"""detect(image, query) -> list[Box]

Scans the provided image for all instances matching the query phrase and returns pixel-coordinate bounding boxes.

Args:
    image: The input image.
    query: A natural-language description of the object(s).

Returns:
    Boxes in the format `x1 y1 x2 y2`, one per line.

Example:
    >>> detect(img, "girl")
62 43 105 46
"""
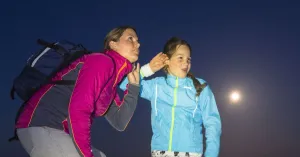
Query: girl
121 37 222 157
14 26 141 157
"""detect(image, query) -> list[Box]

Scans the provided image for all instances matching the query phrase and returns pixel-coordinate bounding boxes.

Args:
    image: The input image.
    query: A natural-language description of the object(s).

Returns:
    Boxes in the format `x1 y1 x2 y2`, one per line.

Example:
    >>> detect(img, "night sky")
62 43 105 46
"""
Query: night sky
1 0 299 157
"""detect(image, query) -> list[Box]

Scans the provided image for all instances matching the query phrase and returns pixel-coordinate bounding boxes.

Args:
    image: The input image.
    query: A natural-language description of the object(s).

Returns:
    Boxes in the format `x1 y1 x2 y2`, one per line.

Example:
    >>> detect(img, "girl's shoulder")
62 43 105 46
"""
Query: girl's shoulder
195 77 207 84
186 76 208 87
146 76 166 83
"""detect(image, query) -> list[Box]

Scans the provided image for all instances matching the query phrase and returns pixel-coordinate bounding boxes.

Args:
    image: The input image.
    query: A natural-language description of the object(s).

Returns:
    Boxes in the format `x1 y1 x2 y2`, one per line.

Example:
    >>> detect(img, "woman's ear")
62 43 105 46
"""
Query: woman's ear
109 41 117 50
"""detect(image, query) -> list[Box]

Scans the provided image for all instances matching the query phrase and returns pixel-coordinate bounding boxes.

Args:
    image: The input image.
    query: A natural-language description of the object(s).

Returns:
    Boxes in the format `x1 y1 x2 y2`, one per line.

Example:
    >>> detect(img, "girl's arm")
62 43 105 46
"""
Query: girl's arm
119 63 156 101
200 85 222 157
119 52 168 101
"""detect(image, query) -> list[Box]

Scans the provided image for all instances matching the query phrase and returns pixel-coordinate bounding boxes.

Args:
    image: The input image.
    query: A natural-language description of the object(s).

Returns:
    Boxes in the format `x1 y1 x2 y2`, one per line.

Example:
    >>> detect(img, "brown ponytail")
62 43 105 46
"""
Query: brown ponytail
187 72 207 97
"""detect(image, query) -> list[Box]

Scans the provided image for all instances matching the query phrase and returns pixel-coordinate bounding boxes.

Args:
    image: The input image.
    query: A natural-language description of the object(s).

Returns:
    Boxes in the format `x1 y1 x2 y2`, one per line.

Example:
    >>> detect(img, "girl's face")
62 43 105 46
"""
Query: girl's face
166 45 191 78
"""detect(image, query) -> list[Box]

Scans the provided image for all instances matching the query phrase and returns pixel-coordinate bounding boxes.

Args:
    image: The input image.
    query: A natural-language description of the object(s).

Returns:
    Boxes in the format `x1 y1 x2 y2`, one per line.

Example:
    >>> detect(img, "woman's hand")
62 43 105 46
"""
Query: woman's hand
128 63 140 85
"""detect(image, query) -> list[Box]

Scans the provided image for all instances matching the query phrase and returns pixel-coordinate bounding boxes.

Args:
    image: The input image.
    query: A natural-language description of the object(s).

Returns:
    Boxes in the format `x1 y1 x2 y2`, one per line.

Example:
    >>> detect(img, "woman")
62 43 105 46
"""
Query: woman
121 37 222 157
15 26 141 157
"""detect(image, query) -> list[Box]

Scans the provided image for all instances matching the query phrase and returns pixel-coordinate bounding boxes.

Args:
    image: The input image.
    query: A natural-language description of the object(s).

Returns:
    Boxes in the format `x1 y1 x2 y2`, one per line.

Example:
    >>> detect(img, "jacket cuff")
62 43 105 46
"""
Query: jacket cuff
140 63 154 77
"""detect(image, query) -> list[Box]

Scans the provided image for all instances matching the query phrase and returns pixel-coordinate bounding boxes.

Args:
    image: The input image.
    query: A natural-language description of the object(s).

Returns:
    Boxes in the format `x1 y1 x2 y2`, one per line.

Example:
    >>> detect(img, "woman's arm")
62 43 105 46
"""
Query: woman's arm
104 64 140 131
104 83 140 131
119 52 168 100
68 54 115 157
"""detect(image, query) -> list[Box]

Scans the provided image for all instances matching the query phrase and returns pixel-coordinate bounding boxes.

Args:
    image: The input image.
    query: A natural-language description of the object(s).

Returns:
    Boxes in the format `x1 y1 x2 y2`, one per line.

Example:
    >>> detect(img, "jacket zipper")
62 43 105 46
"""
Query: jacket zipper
168 77 179 151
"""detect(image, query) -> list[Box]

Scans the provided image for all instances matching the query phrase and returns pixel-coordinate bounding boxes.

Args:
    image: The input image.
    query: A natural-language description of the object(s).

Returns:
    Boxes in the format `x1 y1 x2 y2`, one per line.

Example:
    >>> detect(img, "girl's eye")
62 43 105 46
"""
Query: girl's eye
128 37 133 41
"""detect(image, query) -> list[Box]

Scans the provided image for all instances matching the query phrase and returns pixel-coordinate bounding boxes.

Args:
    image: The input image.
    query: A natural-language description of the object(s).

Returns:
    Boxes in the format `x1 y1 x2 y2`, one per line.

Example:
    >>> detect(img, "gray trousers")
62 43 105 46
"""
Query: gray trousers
17 127 106 157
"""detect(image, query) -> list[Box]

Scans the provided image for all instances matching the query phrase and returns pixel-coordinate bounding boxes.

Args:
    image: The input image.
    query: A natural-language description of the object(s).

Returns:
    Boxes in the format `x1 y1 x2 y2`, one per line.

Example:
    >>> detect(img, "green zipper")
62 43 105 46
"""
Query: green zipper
168 77 179 151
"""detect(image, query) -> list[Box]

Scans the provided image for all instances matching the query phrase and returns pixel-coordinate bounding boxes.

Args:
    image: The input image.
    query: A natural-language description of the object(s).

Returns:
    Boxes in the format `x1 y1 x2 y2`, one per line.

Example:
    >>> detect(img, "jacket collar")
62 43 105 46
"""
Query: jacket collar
166 74 188 88
104 50 133 86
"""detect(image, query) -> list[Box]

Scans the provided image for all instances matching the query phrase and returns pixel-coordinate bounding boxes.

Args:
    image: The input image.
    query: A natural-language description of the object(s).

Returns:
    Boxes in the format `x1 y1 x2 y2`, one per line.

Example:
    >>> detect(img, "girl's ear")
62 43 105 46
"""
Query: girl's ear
165 60 170 65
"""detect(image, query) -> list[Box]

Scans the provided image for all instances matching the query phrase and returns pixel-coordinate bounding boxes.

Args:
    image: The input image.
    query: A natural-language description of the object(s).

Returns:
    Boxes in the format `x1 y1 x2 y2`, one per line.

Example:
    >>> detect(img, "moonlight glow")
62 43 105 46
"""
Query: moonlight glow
230 91 241 103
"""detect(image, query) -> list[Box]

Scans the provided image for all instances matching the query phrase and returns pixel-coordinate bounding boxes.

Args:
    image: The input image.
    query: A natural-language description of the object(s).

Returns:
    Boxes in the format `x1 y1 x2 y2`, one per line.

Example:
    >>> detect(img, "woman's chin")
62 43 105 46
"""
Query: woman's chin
130 55 139 63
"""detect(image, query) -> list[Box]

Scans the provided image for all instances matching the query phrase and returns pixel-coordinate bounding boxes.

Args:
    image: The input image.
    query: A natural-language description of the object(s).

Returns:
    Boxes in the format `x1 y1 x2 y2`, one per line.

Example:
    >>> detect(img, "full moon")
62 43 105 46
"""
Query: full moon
230 91 241 103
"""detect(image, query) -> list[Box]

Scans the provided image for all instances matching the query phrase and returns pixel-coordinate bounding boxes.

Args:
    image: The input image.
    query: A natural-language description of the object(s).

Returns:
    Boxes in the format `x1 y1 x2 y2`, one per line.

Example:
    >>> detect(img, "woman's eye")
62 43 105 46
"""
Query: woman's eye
128 37 133 41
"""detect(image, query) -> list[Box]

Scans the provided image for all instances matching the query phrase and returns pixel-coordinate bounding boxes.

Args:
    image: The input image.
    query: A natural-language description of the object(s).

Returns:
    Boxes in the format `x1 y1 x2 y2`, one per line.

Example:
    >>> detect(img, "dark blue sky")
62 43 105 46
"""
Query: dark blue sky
1 0 299 157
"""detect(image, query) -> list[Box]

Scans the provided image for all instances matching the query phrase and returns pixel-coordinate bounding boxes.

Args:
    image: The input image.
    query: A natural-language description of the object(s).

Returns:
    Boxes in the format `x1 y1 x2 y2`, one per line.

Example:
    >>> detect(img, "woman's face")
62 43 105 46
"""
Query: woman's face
110 28 140 63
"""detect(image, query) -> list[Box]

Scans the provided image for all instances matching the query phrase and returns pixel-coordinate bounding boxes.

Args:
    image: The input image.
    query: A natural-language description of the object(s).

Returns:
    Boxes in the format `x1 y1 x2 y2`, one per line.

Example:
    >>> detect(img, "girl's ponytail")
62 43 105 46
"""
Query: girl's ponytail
187 72 207 97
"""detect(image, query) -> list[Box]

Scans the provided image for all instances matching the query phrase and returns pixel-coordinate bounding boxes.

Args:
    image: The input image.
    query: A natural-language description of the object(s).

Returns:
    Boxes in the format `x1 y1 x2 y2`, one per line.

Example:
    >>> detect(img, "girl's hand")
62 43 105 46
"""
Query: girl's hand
149 52 169 73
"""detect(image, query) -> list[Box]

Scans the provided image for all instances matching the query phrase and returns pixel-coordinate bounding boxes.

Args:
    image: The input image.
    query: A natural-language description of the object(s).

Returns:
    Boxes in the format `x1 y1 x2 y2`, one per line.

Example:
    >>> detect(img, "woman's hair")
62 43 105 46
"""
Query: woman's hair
163 37 206 97
104 26 137 50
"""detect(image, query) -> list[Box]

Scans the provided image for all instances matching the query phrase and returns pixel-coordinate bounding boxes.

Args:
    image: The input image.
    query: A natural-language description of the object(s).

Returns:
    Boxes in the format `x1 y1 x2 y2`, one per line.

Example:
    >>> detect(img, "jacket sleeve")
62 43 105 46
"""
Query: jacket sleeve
199 85 222 157
104 83 140 131
67 55 114 157
119 63 156 101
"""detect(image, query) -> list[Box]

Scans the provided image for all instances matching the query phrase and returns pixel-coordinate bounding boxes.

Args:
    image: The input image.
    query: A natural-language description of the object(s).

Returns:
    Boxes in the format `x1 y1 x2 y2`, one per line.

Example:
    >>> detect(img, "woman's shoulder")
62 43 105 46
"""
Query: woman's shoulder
85 53 114 66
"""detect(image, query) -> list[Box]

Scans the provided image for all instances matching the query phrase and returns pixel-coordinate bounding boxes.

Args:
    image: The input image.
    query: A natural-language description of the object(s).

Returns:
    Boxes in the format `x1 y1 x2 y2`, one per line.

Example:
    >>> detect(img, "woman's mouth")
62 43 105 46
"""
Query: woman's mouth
133 50 139 55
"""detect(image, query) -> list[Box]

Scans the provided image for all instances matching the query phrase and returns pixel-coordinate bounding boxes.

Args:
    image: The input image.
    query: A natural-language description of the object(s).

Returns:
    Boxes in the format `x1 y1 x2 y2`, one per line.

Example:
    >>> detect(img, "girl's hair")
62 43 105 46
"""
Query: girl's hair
163 37 206 97
104 26 137 50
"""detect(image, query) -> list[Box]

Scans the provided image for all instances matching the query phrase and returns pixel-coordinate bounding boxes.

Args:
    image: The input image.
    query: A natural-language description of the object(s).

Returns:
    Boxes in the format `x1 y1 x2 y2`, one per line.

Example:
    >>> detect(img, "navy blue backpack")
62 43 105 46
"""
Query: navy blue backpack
10 39 92 102
9 39 92 142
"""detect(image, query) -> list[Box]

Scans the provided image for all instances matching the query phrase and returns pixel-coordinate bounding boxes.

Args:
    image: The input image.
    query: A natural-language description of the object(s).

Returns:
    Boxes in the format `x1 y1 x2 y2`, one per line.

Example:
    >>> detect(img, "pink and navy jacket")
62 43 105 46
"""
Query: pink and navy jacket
16 50 139 157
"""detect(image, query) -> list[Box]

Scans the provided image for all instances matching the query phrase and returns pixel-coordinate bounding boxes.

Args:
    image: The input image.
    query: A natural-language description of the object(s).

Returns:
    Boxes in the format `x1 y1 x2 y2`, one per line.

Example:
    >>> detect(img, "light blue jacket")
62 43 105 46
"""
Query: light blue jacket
120 71 221 157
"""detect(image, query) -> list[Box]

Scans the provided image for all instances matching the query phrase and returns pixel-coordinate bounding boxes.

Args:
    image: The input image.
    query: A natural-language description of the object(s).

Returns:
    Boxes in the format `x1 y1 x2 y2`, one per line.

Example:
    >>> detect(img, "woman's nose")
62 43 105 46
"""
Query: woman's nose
135 41 140 48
